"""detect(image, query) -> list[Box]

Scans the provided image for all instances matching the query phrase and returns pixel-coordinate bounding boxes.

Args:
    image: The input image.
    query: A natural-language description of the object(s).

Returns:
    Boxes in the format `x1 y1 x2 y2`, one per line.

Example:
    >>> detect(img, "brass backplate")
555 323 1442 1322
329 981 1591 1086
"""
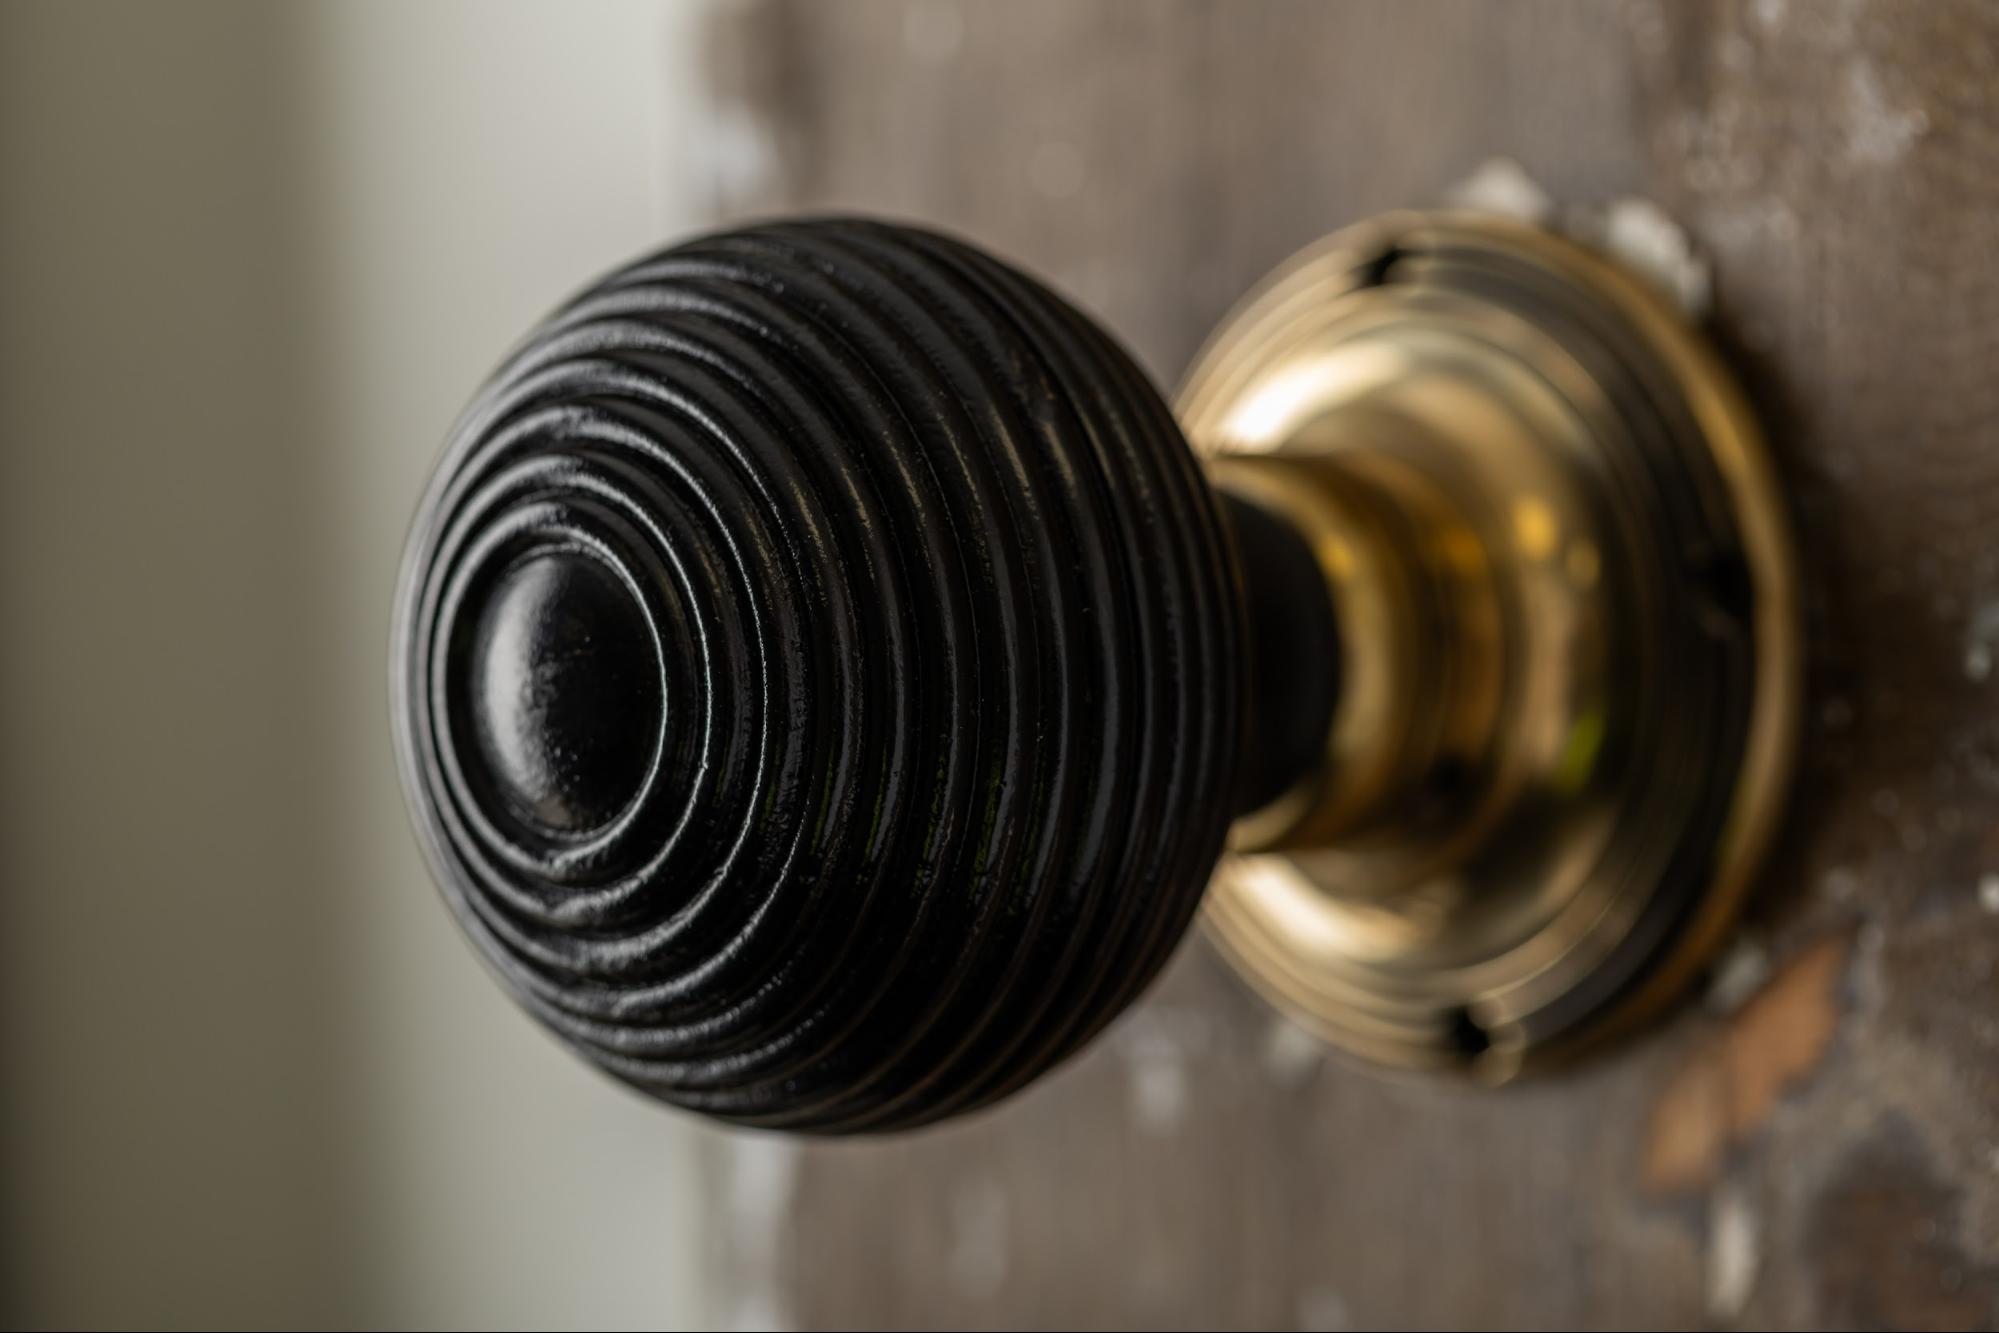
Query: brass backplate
1182 212 1799 1080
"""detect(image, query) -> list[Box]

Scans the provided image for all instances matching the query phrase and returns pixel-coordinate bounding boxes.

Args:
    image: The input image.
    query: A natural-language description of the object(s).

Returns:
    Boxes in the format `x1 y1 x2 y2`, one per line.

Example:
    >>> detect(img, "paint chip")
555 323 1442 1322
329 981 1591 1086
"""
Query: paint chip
1644 932 1851 1193
1707 936 1773 1014
1599 198 1712 317
1708 1184 1762 1318
1964 603 1999 682
1979 874 1999 914
1446 157 1554 223
1844 60 1930 167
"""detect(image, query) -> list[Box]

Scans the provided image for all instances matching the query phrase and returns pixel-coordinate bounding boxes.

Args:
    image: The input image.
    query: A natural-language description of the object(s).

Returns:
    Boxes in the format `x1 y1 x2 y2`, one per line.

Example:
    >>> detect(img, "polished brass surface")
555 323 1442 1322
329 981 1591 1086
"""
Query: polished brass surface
1184 212 1799 1079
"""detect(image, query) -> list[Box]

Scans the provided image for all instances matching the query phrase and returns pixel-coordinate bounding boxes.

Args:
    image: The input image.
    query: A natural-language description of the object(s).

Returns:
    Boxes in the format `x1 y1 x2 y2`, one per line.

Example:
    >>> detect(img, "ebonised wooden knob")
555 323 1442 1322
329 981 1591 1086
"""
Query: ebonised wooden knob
391 218 1327 1132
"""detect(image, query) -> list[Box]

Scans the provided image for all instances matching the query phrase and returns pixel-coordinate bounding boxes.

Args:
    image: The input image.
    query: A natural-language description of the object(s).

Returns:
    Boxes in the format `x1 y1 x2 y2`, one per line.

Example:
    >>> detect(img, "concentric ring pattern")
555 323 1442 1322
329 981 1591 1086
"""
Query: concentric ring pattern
390 218 1244 1132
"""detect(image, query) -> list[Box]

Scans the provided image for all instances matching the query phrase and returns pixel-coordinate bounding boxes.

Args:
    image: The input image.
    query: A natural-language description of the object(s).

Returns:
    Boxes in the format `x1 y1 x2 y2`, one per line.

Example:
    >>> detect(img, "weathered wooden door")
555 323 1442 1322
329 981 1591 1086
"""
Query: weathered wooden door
699 3 1999 1328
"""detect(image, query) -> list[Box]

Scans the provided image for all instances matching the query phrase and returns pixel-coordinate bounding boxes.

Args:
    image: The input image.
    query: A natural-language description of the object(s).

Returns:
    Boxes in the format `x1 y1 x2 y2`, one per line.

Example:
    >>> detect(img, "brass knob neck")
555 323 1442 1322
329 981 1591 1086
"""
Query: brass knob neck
1220 447 1506 862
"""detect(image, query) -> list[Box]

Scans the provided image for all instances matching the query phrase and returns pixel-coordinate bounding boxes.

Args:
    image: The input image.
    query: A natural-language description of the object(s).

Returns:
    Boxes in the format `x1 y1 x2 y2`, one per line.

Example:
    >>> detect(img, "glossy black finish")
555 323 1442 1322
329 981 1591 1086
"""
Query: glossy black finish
392 218 1267 1132
461 550 664 837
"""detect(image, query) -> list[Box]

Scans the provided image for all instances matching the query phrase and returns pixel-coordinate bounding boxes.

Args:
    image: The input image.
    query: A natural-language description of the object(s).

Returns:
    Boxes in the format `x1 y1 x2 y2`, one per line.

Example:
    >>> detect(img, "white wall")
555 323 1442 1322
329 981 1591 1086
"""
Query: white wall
0 3 720 1326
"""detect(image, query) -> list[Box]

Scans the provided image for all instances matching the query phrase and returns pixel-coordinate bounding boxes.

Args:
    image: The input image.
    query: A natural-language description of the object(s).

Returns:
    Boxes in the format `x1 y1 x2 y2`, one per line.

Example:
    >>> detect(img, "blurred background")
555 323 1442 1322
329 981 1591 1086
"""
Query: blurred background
0 2 721 1327
7 2 1999 1330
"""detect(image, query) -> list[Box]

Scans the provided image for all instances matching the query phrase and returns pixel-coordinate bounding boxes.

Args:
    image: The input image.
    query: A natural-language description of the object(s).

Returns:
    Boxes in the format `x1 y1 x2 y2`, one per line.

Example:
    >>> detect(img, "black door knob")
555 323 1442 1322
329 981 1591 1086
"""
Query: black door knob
393 213 1798 1132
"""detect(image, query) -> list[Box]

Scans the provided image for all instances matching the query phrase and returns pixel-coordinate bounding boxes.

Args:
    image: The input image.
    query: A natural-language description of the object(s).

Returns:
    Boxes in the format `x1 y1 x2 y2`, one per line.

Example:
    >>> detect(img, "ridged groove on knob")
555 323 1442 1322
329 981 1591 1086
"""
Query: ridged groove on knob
391 218 1244 1132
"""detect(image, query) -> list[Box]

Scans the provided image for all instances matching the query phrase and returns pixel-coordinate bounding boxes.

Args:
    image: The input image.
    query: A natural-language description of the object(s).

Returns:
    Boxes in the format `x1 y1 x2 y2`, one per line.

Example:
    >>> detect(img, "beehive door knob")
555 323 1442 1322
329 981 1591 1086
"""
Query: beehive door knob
393 213 1798 1132
393 219 1288 1132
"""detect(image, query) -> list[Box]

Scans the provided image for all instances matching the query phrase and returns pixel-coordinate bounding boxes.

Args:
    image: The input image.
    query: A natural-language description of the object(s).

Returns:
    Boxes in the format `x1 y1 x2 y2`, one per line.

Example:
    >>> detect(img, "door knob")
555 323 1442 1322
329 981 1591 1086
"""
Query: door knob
391 213 1798 1132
